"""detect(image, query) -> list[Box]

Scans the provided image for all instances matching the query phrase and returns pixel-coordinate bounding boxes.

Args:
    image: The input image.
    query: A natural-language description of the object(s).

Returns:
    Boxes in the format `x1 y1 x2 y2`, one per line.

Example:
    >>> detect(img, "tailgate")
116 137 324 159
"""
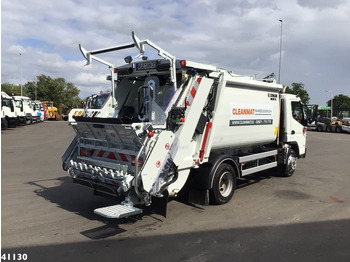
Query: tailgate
73 121 143 174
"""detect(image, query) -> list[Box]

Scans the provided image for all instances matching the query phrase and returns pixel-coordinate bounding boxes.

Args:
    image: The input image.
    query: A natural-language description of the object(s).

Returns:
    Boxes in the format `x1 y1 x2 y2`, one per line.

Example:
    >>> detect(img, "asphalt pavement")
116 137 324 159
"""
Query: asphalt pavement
1 121 350 262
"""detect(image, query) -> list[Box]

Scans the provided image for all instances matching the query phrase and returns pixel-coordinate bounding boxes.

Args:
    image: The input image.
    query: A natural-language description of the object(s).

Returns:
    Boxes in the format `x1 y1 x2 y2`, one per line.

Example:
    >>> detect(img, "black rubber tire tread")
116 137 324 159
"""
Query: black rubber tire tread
280 149 297 177
209 163 236 205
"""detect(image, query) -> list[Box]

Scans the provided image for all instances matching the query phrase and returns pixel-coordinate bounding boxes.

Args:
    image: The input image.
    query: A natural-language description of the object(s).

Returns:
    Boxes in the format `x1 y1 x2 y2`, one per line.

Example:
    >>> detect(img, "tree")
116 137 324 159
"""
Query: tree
1 83 26 96
285 82 310 104
25 75 82 110
327 94 350 118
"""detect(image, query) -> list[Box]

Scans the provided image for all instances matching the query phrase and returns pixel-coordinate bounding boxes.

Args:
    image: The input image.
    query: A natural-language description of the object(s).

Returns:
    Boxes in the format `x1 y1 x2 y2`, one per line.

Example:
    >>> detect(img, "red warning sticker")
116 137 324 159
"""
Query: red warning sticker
165 143 170 150
156 160 161 168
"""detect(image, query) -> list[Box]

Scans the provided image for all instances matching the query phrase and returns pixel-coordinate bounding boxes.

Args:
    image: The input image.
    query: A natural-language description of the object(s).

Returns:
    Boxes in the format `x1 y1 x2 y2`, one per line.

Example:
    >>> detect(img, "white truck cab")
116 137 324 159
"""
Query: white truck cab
13 96 35 124
1 92 18 129
32 101 44 122
12 96 26 125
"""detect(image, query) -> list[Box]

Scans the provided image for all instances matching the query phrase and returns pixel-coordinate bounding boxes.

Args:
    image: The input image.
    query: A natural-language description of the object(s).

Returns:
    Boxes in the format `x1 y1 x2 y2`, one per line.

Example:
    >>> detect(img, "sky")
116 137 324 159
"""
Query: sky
1 0 350 105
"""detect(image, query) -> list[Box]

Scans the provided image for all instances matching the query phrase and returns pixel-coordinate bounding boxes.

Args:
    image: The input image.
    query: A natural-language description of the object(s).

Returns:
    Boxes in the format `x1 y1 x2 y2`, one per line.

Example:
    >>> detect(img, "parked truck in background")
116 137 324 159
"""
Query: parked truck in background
1 92 18 129
68 92 115 124
341 118 350 133
32 101 45 122
43 101 58 120
62 32 308 219
13 96 35 124
307 104 348 133
12 95 26 126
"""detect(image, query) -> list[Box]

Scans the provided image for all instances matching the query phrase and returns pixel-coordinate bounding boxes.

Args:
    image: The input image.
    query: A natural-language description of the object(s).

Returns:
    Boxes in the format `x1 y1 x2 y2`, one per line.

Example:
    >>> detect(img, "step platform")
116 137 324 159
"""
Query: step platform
94 204 143 219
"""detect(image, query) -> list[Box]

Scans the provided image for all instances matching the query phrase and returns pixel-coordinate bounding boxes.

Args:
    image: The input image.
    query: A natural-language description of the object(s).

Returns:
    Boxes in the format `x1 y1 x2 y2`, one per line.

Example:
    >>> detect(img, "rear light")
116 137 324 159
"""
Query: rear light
80 149 90 157
303 127 307 139
180 60 186 67
114 68 117 73
303 127 307 134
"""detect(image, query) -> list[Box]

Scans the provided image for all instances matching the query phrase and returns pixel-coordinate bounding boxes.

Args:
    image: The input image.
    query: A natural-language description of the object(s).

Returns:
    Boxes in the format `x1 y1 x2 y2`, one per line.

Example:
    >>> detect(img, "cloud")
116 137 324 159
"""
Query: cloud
1 0 350 105
297 0 346 9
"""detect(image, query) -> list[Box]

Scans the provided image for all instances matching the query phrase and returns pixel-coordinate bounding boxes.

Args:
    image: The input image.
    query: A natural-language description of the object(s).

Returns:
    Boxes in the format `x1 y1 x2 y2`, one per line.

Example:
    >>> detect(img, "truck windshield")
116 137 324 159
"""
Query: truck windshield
90 93 110 109
23 100 31 107
116 74 182 125
2 98 11 107
14 100 23 108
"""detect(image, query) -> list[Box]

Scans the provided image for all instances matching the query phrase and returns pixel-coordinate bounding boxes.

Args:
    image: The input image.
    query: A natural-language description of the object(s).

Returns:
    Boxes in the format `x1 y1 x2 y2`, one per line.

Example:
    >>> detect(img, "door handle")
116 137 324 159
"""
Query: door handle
291 130 295 135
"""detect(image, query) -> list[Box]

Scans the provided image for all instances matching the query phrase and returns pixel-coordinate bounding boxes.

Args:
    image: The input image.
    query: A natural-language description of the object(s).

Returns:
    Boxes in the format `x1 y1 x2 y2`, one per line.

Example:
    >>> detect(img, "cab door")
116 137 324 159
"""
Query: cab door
282 94 307 156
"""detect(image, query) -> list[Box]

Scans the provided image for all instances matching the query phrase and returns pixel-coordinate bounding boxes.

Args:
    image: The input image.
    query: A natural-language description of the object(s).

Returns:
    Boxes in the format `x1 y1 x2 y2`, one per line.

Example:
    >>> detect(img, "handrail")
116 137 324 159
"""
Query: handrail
78 32 178 112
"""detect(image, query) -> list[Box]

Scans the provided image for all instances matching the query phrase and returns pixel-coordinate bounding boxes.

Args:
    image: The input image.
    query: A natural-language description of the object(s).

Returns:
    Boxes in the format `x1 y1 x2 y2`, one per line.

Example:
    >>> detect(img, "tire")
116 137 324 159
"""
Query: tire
210 163 236 205
335 126 342 133
326 126 332 132
26 116 32 125
9 118 18 128
316 125 323 132
1 118 8 130
280 149 297 177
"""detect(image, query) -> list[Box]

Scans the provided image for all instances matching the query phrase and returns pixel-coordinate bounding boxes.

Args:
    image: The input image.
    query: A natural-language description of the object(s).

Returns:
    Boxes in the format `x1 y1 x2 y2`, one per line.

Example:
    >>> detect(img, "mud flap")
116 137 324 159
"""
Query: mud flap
188 188 209 206
149 190 169 218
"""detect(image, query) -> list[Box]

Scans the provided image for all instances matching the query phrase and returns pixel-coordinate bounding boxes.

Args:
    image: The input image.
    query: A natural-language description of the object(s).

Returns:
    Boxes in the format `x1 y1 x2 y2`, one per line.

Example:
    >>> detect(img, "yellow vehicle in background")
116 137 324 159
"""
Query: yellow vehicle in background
43 101 58 120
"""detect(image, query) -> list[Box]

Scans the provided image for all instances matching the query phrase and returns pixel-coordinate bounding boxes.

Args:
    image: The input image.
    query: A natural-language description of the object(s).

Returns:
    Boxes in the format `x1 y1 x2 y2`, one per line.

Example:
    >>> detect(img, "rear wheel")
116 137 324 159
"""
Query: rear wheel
210 163 236 205
326 126 332 132
316 125 323 132
335 126 342 133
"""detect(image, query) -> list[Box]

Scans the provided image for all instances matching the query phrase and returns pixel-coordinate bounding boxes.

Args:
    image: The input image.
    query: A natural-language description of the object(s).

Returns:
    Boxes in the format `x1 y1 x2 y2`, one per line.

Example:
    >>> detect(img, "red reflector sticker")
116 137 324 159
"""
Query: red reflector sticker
107 152 117 160
80 149 89 157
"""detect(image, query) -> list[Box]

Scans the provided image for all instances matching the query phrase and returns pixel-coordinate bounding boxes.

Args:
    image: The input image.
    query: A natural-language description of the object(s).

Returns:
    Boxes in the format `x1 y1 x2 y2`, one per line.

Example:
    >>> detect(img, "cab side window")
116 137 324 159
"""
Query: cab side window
2 98 11 107
291 101 305 124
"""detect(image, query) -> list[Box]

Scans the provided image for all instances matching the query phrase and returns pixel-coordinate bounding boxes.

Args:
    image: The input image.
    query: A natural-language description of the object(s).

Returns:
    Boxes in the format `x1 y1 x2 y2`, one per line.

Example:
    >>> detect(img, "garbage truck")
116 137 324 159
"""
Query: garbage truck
62 32 308 219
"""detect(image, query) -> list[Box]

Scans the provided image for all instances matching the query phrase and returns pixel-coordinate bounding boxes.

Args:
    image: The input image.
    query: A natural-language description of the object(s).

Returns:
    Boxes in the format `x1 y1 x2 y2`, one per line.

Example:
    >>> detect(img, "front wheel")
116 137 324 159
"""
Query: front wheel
26 116 32 125
210 163 236 205
279 149 297 177
1 118 8 130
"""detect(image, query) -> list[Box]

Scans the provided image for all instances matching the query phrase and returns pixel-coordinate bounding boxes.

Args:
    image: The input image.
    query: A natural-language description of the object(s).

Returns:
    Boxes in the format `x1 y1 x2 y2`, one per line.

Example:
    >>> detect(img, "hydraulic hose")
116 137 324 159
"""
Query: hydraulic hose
158 161 178 194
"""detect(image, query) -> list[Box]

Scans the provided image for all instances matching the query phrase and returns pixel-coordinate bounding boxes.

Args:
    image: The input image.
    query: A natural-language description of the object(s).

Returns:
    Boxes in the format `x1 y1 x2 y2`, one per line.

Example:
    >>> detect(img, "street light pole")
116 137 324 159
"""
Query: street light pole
278 19 283 84
20 53 23 96
326 90 333 119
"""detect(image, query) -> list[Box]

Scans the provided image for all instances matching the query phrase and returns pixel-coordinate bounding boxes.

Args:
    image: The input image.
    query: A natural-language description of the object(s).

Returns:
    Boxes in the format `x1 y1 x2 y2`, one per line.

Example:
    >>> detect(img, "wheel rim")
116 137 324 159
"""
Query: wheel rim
218 171 233 197
287 154 297 174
